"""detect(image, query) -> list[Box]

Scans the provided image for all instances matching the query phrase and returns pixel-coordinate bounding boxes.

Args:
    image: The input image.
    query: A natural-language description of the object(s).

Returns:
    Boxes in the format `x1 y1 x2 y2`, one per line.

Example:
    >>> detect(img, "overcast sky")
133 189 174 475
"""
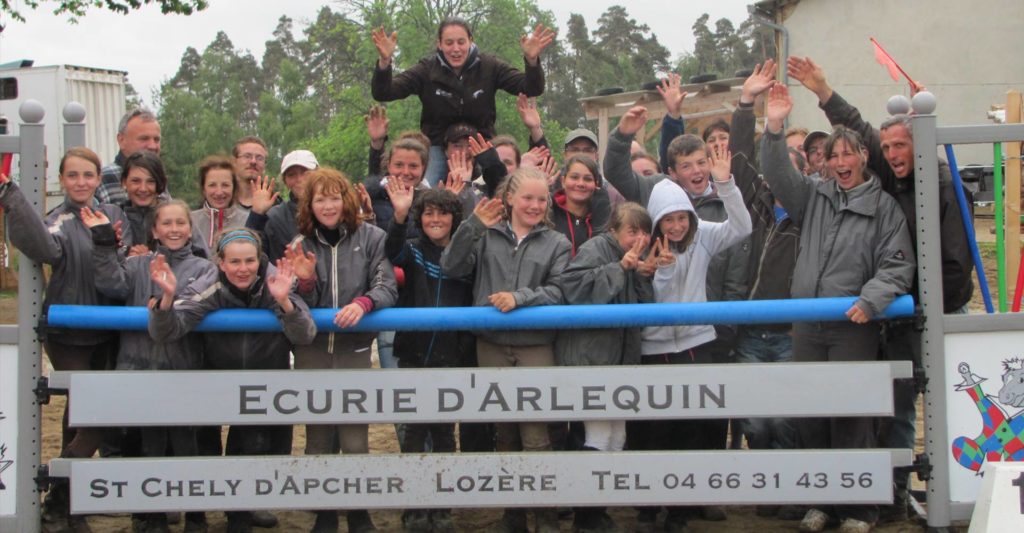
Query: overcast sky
0 1 751 106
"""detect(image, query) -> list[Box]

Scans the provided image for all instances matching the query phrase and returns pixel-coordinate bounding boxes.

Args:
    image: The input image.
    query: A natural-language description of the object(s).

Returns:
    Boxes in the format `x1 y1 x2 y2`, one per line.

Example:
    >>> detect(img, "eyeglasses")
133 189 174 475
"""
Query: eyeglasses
565 146 598 155
239 153 267 163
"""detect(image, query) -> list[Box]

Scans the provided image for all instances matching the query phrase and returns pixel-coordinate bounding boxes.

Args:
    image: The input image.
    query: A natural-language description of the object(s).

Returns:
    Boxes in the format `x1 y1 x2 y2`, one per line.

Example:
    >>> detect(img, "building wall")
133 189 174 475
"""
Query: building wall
780 0 1023 165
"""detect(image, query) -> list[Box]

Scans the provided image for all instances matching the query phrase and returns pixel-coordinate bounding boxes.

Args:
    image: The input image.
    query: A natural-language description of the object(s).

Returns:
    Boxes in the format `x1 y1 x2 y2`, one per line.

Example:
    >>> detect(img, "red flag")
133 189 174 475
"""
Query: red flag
870 37 921 93
871 38 901 82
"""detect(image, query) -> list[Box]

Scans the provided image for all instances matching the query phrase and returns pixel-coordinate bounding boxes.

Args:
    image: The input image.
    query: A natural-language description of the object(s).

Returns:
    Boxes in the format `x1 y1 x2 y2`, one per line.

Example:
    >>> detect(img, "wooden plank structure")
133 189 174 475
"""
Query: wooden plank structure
1004 90 1022 289
578 77 764 164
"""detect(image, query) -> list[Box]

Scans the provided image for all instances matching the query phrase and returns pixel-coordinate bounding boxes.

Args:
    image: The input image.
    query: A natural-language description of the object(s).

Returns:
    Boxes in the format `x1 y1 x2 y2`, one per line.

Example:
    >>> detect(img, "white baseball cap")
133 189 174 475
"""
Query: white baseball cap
280 150 319 176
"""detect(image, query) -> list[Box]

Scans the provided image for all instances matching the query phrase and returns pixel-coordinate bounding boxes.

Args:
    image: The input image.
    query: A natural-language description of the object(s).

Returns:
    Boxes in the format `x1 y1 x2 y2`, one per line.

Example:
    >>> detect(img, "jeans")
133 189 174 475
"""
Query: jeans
734 328 796 450
424 145 448 188
377 330 398 369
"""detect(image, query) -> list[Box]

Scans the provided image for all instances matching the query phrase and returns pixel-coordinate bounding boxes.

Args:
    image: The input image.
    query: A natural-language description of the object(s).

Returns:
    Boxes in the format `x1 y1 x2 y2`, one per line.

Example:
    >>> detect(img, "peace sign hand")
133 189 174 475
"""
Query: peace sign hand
620 234 650 271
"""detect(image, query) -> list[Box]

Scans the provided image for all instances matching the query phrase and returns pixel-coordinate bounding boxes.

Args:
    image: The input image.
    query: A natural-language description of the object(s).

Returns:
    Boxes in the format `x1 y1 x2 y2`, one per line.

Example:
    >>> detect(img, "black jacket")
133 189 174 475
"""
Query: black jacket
729 104 801 330
372 47 544 146
821 91 973 312
385 222 474 368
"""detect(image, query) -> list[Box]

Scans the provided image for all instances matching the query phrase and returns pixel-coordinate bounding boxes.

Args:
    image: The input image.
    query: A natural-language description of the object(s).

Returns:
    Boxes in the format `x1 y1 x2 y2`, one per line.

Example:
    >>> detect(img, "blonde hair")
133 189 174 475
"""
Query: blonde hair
494 167 552 228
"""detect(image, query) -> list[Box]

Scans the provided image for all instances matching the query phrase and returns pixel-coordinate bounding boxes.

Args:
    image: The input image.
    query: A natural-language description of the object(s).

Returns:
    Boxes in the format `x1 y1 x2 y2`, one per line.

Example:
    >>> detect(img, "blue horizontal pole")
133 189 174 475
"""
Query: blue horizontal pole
48 295 914 333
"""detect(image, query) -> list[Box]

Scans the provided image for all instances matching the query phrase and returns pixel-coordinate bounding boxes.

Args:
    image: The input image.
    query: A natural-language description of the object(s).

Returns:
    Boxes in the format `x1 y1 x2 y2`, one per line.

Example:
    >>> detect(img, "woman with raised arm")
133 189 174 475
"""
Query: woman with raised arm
371 17 554 186
0 147 130 531
760 84 915 533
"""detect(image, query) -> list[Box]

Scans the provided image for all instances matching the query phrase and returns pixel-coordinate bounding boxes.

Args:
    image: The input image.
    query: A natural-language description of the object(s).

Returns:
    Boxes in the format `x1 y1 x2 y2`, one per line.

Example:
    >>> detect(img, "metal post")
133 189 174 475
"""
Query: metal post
61 102 86 151
15 100 46 533
913 111 953 530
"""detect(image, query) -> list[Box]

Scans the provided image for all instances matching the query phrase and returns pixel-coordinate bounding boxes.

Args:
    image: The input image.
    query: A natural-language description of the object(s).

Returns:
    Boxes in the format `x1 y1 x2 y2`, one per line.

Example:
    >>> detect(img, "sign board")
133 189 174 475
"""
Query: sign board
54 450 907 513
945 331 1024 505
0 345 18 516
53 362 909 426
968 462 1024 533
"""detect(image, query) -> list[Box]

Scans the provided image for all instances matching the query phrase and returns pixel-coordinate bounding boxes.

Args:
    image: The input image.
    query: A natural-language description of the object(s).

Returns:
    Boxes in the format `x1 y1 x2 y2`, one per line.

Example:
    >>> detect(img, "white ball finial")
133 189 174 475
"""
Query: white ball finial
19 100 45 124
887 95 911 115
912 91 937 115
63 102 86 123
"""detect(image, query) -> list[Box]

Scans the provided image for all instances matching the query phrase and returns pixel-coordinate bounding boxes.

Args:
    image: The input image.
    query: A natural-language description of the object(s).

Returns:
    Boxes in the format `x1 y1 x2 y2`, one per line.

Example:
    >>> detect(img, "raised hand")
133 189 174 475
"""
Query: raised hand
113 219 125 248
267 258 296 312
620 234 649 271
520 146 550 169
355 182 375 221
440 171 466 196
489 291 517 313
385 177 414 223
473 197 504 227
765 84 793 133
617 106 649 137
150 254 176 296
516 93 543 139
80 207 110 228
467 133 494 159
540 156 560 187
448 148 474 183
741 59 777 104
283 243 317 281
250 175 279 215
128 244 149 257
638 238 660 277
520 24 556 65
654 235 675 268
366 105 389 149
657 73 688 118
372 26 398 67
787 56 832 103
709 146 732 183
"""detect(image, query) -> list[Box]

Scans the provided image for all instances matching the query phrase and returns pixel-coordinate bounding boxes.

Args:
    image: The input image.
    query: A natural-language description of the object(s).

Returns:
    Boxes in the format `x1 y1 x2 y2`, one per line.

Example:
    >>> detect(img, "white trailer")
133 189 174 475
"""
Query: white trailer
0 63 125 210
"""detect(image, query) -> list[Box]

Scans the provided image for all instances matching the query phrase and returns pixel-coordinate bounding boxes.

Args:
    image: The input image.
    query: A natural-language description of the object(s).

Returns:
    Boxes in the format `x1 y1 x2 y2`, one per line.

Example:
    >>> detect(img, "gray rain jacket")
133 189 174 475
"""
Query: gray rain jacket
555 232 653 366
441 215 571 346
0 183 130 345
93 226 216 370
760 130 915 318
291 223 398 353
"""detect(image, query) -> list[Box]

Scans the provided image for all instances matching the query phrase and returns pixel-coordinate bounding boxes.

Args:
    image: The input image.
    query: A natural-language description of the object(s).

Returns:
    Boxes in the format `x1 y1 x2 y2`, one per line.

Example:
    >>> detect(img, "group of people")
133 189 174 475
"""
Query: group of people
13 15 974 533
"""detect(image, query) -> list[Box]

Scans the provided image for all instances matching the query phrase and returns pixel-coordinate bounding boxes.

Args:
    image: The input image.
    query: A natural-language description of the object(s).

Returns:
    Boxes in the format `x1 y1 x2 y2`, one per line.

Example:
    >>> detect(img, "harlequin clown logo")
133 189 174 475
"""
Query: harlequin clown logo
952 360 1024 473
